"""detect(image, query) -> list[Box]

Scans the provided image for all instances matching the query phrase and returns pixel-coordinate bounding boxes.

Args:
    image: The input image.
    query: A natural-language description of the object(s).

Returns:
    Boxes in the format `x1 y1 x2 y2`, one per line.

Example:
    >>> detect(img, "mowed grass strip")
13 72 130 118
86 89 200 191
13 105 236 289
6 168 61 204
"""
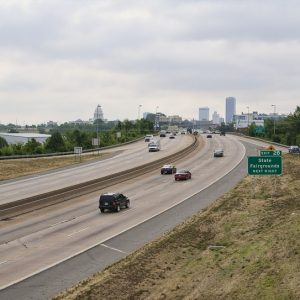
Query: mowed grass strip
0 153 112 181
54 155 300 300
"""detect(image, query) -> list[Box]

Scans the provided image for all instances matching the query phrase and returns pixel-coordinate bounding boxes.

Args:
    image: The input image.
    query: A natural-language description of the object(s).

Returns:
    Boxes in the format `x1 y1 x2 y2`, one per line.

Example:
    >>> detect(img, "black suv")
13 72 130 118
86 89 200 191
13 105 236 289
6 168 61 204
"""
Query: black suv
99 193 130 213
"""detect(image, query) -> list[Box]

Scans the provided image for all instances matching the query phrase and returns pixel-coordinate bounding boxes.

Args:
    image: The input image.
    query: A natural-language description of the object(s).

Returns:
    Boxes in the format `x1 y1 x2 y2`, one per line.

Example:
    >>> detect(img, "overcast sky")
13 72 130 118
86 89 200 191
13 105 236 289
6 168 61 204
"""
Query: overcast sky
0 0 299 125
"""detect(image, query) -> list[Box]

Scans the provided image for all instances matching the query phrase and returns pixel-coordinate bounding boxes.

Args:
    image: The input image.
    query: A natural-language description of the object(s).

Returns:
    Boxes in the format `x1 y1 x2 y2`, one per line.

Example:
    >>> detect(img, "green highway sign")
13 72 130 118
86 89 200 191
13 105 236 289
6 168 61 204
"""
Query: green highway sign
248 156 282 175
255 126 265 134
259 150 282 157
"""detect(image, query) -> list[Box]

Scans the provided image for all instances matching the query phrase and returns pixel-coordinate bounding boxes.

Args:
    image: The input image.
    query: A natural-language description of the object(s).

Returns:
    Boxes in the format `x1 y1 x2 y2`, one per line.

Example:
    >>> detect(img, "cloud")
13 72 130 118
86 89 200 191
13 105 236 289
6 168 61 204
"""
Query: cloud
0 0 300 124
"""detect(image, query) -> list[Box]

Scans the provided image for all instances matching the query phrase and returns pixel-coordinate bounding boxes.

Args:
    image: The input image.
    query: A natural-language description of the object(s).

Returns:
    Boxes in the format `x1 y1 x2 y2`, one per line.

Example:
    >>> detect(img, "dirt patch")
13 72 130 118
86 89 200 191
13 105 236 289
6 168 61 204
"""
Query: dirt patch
0 153 113 181
54 154 300 300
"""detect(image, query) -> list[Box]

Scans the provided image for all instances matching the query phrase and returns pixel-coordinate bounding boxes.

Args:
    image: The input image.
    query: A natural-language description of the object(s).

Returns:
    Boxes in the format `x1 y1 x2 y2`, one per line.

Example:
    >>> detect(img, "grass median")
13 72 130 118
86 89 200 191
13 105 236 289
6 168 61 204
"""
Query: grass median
53 154 300 300
0 153 112 181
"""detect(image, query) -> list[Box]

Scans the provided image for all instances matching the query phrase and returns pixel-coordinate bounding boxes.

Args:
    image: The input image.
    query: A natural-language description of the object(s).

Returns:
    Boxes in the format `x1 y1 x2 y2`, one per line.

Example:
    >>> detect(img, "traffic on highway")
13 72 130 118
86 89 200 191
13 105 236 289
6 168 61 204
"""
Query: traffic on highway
0 133 289 299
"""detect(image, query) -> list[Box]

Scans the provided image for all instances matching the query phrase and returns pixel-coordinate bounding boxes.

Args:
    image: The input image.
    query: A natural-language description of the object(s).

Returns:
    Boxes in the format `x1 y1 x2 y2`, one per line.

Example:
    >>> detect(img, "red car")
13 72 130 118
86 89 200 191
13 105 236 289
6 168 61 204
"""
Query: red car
174 170 192 181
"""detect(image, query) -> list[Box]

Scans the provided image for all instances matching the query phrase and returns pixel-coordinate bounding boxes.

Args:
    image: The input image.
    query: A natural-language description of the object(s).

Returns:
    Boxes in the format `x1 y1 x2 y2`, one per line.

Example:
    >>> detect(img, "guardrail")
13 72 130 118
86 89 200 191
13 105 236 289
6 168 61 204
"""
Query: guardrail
0 136 199 220
229 132 290 149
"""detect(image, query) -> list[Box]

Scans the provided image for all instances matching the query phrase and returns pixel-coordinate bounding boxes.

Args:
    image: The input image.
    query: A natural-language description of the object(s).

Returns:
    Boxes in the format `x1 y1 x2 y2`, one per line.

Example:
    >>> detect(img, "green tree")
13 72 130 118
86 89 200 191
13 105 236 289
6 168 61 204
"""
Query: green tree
23 139 43 154
45 131 66 152
0 136 8 148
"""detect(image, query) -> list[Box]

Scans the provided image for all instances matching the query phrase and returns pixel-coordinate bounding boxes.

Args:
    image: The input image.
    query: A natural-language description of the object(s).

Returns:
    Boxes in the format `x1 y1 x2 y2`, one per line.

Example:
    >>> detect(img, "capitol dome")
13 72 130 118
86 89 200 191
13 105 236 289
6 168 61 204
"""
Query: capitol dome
94 104 104 121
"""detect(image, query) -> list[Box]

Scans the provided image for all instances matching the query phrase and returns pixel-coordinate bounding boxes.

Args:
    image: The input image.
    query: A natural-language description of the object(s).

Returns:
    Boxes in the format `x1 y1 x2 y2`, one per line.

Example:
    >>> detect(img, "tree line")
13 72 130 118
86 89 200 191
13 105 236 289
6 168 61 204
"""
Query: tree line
0 119 154 156
239 106 300 146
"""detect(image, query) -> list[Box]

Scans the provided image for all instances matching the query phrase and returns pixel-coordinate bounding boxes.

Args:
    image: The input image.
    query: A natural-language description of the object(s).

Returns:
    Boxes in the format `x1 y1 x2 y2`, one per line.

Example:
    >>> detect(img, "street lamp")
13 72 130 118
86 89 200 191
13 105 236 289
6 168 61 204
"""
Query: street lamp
155 106 159 131
138 104 142 120
95 105 101 147
271 104 276 135
246 106 250 127
246 106 250 135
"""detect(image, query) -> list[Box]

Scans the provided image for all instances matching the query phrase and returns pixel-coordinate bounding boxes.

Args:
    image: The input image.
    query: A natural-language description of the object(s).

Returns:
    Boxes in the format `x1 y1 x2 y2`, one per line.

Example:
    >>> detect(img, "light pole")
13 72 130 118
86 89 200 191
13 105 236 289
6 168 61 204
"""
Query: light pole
138 104 142 120
96 105 101 148
246 106 250 130
155 106 159 131
271 104 276 135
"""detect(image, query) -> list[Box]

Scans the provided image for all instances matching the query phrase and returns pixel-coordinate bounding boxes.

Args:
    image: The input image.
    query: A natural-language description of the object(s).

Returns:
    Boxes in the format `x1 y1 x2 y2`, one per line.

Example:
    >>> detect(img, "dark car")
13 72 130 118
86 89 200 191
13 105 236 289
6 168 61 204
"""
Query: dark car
99 192 130 213
288 145 300 153
220 131 226 136
214 149 224 157
174 169 191 181
206 134 212 138
161 164 177 174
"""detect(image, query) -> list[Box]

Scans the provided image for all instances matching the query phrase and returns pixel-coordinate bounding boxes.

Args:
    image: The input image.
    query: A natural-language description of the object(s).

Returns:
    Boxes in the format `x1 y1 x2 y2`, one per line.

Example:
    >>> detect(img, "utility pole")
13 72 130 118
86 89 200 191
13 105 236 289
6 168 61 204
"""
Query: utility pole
155 106 159 131
271 104 276 135
247 106 250 134
138 104 142 120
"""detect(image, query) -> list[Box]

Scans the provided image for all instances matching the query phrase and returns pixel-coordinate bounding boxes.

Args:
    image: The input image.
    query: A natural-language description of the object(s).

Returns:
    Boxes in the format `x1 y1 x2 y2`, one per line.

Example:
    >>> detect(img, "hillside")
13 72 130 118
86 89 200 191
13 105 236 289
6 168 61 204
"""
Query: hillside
54 154 300 300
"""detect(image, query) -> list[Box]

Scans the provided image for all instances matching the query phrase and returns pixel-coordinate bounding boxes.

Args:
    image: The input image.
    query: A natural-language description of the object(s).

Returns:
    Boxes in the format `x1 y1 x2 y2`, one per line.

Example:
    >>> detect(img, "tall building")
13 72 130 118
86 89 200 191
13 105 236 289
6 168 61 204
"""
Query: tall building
199 107 209 121
225 97 236 124
94 104 104 121
212 111 220 124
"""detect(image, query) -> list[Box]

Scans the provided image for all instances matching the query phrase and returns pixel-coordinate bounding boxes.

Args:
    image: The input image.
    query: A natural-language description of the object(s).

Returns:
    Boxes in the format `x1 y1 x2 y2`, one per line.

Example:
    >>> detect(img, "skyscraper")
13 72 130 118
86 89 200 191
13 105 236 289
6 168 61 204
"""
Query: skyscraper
199 107 209 121
225 97 236 124
212 111 220 124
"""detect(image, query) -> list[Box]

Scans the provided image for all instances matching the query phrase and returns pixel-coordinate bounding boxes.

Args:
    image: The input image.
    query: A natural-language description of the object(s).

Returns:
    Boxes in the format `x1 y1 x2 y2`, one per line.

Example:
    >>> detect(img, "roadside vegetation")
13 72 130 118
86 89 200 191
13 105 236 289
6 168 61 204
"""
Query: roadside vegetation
0 153 114 181
54 154 300 300
234 106 300 146
0 119 154 156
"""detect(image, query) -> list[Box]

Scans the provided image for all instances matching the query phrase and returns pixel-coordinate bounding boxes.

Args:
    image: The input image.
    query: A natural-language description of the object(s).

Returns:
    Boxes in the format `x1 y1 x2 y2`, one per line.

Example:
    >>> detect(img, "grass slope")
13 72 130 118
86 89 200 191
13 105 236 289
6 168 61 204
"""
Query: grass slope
54 155 300 300
0 153 111 181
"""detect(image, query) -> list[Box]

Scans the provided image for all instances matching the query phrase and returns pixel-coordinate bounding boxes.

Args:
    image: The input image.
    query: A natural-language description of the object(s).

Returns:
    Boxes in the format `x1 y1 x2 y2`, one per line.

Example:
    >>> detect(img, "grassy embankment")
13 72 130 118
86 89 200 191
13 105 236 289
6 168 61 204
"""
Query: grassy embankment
0 153 112 181
54 154 300 300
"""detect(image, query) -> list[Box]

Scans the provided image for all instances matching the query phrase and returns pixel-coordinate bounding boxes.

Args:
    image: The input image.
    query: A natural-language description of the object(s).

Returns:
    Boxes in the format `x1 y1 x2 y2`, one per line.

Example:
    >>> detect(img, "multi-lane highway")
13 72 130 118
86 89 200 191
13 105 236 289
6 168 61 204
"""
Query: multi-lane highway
0 134 288 299
0 135 191 206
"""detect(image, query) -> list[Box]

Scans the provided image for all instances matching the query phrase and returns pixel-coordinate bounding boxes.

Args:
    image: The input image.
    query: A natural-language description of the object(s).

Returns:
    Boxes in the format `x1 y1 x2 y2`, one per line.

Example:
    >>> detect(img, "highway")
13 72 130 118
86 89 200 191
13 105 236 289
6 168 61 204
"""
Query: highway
0 134 191 206
0 134 288 299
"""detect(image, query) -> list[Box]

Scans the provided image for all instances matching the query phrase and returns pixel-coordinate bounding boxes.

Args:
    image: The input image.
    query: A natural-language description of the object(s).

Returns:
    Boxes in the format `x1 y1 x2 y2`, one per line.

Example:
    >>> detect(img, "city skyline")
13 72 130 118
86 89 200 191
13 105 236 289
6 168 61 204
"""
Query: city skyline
1 1 300 124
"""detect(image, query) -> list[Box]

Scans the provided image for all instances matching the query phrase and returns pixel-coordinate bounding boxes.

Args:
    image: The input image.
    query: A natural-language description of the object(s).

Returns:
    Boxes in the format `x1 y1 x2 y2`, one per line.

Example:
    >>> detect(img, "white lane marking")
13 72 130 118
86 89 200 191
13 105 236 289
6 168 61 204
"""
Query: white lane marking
0 138 245 291
67 227 89 237
0 261 8 266
50 218 74 227
101 244 127 254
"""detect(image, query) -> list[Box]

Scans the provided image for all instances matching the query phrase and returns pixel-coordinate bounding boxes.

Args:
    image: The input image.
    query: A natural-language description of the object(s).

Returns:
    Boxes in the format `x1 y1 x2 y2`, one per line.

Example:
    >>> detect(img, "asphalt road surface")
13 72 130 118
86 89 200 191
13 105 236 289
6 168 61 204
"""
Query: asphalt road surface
0 134 191 205
0 135 288 299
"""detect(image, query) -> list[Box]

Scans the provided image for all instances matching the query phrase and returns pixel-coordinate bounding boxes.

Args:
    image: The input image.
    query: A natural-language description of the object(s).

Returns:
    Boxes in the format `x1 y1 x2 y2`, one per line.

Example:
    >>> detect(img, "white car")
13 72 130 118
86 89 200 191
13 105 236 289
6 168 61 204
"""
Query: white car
144 135 154 142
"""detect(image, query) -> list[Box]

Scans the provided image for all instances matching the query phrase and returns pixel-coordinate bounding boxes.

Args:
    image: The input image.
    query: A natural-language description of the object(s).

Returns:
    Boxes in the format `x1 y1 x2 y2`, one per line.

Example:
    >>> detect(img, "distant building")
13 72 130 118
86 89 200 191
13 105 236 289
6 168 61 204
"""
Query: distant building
0 133 51 145
233 111 264 129
47 121 58 127
143 112 150 119
212 111 221 124
94 104 104 121
158 115 182 124
168 115 182 123
199 107 209 121
195 120 214 130
225 97 236 124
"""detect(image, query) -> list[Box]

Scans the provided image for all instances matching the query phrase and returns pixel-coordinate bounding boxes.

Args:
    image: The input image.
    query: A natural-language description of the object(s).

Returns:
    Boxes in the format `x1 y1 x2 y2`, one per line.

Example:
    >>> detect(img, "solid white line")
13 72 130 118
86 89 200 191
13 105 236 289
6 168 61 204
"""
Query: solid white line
101 244 127 254
67 227 89 237
0 138 246 291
